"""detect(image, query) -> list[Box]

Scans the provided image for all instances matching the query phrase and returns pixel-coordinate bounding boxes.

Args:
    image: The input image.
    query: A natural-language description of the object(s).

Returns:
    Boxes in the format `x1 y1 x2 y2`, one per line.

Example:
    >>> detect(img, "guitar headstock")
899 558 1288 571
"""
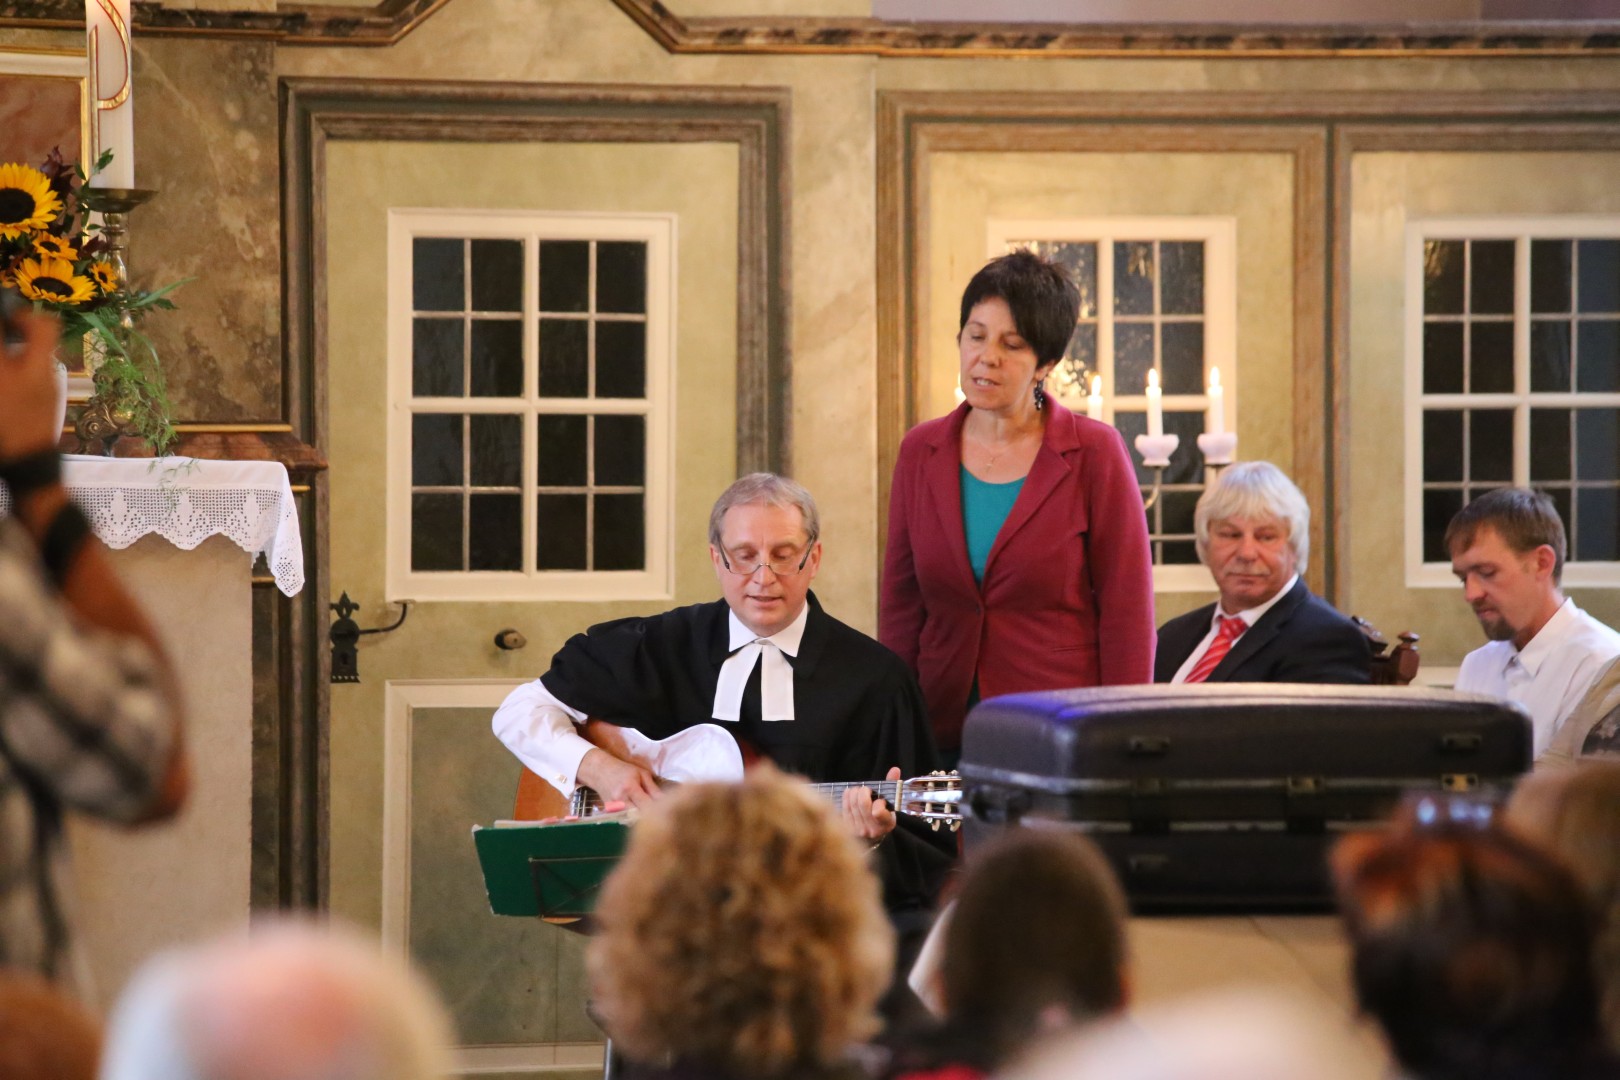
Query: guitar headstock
897 770 962 832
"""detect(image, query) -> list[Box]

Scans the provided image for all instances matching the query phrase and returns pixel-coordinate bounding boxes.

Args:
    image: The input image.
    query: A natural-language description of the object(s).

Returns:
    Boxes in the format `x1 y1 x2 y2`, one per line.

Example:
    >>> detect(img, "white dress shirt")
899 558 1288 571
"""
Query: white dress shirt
1170 574 1300 684
490 603 807 796
1454 597 1620 759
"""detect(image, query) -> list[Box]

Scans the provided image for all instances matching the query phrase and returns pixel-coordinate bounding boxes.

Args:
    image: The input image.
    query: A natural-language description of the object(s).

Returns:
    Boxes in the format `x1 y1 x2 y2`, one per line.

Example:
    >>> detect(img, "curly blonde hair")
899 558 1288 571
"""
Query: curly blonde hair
587 770 894 1076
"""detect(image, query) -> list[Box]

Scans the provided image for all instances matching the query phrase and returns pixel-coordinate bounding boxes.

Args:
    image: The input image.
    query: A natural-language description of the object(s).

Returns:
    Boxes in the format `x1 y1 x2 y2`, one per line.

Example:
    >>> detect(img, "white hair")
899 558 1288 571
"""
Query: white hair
99 918 455 1080
1005 988 1369 1080
1193 461 1311 574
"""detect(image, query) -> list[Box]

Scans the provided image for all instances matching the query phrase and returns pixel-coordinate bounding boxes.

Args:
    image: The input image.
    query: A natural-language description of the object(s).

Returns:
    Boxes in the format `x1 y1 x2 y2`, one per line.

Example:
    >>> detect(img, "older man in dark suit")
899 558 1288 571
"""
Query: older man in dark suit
1154 461 1371 685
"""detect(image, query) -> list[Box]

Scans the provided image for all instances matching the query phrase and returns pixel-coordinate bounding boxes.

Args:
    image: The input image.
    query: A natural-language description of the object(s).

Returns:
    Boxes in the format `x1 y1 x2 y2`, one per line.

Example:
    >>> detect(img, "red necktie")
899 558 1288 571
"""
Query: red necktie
1184 615 1247 684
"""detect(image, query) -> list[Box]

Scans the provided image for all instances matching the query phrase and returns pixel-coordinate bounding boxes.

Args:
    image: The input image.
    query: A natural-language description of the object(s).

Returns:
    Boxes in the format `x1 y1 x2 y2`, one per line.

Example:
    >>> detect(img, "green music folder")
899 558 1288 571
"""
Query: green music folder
472 818 631 918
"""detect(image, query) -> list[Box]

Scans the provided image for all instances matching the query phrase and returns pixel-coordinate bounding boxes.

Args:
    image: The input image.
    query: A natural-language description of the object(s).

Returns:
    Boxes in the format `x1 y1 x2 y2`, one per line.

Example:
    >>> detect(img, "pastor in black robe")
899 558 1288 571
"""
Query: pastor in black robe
540 592 955 918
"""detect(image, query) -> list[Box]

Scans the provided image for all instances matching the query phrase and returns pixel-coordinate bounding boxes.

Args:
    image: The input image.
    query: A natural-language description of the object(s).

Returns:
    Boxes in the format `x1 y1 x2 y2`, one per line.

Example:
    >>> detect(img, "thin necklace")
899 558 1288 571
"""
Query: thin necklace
972 416 1038 472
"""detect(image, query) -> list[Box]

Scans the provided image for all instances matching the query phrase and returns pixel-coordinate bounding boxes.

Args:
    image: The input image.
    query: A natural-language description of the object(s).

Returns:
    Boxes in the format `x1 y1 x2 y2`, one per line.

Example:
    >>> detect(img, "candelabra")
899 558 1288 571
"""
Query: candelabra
73 187 156 455
1133 432 1180 511
1132 430 1240 510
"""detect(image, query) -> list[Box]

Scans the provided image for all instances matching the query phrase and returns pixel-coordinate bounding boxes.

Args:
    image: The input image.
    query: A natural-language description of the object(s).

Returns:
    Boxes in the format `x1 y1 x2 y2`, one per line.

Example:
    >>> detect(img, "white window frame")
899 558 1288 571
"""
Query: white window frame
1404 216 1620 589
385 209 676 602
987 217 1238 592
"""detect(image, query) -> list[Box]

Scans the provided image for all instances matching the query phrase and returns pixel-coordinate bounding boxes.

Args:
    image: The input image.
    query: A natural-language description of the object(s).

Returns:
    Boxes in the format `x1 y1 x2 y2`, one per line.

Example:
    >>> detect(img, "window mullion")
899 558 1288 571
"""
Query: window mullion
524 233 538 576
1514 235 1531 488
1099 239 1116 408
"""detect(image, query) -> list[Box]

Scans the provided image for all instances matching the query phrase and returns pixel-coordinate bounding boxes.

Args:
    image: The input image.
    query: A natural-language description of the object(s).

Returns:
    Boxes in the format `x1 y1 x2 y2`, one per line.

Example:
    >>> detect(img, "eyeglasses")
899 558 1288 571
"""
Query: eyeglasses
719 546 813 578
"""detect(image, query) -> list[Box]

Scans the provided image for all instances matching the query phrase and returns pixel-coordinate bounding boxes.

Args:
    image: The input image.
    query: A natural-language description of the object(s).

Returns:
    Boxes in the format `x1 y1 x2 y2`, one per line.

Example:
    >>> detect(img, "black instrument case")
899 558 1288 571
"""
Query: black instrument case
960 684 1532 910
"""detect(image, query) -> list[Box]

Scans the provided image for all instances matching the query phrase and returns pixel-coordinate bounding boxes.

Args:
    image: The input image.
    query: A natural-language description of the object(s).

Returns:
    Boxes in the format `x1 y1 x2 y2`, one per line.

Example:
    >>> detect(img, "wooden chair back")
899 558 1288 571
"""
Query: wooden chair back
1352 616 1421 686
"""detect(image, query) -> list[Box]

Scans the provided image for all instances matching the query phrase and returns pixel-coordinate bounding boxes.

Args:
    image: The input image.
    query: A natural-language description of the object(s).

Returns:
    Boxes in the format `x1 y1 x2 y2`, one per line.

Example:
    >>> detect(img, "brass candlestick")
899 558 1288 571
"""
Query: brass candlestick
74 186 157 455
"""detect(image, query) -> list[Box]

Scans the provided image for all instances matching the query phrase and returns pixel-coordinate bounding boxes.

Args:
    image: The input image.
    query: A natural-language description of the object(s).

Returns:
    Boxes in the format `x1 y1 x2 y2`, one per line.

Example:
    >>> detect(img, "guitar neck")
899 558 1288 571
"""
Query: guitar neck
806 778 903 805
572 777 920 817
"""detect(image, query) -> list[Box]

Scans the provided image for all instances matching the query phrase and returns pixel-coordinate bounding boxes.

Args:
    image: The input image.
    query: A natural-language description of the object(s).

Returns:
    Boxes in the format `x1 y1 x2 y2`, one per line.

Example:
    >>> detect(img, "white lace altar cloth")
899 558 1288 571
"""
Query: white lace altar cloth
0 456 304 596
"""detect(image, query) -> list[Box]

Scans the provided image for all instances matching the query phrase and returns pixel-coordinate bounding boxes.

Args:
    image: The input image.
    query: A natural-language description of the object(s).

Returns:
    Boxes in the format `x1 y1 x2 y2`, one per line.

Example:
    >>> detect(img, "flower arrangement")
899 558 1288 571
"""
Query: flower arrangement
0 149 183 453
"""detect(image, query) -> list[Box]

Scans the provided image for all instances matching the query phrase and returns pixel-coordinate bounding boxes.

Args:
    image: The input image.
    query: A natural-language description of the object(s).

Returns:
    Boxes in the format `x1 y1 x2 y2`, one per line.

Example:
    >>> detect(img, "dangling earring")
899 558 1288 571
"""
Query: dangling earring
1034 381 1047 411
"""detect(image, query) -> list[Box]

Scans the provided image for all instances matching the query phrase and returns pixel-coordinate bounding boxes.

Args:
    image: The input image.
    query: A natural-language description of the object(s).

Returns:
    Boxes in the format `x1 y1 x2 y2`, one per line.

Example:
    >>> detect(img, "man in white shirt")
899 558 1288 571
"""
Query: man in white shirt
1449 487 1620 759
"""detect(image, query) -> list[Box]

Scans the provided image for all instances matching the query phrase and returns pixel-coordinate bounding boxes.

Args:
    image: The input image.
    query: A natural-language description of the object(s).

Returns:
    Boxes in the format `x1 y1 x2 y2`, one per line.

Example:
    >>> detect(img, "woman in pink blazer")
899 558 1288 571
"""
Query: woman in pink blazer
880 251 1155 760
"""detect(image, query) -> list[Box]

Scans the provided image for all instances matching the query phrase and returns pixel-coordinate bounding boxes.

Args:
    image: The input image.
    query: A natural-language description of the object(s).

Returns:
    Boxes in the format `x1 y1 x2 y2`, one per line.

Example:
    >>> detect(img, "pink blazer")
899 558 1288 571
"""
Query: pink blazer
880 400 1155 751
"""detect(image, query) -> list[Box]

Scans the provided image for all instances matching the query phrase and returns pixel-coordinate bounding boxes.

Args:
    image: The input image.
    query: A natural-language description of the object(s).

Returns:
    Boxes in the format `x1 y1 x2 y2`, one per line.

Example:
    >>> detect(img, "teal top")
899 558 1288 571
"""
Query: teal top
960 466 1025 584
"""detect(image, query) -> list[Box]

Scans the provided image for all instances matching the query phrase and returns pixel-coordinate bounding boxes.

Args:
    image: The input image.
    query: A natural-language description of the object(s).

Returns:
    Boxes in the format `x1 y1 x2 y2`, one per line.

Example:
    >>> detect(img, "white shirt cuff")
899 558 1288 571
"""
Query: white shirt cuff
492 679 595 798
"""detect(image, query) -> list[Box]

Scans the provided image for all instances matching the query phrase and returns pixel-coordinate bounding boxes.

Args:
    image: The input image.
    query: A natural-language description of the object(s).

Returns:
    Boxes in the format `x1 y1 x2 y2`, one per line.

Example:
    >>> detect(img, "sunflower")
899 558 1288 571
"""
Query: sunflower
0 164 61 241
89 260 118 293
33 234 77 260
12 256 95 304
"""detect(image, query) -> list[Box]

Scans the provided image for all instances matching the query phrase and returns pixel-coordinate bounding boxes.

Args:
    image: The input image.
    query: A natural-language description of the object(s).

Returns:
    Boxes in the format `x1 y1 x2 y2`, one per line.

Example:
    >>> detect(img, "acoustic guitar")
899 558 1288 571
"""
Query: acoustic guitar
512 719 961 830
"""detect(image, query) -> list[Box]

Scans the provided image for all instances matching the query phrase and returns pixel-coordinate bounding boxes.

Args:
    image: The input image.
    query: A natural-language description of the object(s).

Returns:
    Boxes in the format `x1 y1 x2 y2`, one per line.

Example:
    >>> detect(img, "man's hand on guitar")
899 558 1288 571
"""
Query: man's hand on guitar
842 766 900 844
577 748 662 809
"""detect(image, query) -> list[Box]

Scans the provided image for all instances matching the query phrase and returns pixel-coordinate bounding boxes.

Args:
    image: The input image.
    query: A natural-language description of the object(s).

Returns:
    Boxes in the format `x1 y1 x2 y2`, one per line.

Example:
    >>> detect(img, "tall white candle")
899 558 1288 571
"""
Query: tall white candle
1206 366 1225 436
1146 368 1164 438
1086 374 1104 421
87 0 134 188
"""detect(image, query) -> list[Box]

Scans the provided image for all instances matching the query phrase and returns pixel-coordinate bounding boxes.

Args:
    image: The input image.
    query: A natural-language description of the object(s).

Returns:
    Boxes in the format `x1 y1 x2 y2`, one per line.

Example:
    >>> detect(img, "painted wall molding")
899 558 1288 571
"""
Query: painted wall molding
608 0 1620 58
0 0 448 45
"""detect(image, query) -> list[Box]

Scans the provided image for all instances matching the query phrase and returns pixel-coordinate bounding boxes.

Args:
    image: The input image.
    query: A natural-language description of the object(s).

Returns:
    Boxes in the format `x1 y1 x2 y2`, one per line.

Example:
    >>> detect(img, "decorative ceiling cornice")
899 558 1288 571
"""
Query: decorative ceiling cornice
610 0 1620 58
0 0 449 46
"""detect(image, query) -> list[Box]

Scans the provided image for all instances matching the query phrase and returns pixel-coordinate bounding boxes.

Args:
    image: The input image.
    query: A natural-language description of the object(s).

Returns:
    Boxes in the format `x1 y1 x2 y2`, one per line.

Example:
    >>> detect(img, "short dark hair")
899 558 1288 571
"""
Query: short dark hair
958 250 1081 367
942 829 1127 1068
1443 487 1567 584
1333 825 1606 1079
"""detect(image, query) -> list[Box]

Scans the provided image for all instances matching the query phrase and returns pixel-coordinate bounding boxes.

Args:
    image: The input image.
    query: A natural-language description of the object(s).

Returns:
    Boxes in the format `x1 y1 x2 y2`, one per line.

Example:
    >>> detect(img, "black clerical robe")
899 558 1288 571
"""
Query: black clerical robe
540 593 954 915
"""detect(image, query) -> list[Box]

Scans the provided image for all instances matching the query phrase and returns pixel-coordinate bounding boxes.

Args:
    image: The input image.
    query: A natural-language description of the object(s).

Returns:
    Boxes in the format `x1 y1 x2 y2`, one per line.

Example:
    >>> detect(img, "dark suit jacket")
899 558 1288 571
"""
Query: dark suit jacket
880 400 1156 751
1153 577 1372 685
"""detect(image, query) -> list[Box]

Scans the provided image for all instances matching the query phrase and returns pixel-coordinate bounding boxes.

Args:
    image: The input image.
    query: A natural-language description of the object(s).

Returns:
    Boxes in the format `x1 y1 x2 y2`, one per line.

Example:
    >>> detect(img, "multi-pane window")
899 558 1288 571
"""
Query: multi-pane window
1408 222 1620 586
389 213 673 601
990 219 1236 587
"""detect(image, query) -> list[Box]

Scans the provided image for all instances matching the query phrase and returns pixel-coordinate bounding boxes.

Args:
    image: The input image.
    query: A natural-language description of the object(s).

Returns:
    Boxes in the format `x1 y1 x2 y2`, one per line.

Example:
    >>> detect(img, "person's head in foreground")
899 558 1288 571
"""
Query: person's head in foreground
1506 762 1620 1051
939 828 1128 1069
0 971 101 1080
588 768 893 1079
99 918 455 1080
1333 819 1618 1080
1001 987 1367 1080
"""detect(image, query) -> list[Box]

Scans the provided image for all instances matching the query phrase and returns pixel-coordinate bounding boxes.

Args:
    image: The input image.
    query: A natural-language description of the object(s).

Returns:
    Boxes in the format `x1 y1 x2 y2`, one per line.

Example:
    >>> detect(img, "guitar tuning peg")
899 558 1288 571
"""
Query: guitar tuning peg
930 820 940 831
950 821 961 832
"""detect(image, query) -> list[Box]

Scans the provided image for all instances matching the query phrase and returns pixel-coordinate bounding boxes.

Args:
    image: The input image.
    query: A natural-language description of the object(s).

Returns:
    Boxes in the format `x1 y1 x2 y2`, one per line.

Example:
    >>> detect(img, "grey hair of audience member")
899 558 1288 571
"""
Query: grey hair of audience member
1003 988 1370 1080
98 918 454 1080
1193 461 1311 574
707 473 822 549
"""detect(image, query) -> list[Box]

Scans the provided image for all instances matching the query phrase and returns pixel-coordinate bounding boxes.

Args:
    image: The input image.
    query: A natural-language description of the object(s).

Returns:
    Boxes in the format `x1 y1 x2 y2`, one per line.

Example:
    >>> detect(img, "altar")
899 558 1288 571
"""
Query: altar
1 455 304 1005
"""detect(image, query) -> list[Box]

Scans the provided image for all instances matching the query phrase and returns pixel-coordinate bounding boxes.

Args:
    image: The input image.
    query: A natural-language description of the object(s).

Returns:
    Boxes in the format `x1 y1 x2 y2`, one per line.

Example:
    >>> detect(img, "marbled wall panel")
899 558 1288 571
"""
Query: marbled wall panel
1346 150 1620 667
408 707 594 1049
0 71 79 165
130 37 280 423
